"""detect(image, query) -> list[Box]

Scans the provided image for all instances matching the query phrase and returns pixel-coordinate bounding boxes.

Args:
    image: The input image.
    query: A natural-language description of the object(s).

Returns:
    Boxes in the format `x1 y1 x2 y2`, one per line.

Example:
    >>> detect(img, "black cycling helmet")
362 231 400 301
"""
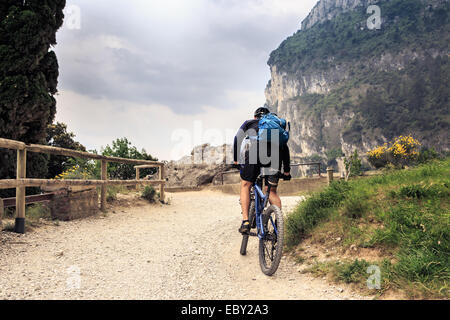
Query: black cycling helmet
254 107 270 119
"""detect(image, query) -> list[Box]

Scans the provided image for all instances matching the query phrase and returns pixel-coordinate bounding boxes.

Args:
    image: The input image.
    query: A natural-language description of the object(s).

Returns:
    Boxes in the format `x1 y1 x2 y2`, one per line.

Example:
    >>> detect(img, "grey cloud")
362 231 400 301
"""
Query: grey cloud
56 0 317 114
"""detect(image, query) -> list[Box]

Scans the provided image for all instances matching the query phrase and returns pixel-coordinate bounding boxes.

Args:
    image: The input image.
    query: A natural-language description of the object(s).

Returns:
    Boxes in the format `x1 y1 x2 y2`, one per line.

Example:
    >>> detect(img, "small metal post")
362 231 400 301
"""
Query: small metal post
0 198 4 230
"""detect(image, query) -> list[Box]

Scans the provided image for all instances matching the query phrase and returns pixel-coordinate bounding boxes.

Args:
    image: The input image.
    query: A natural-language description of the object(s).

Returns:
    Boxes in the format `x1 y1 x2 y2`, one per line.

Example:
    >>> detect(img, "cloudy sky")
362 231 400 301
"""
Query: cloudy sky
54 0 318 160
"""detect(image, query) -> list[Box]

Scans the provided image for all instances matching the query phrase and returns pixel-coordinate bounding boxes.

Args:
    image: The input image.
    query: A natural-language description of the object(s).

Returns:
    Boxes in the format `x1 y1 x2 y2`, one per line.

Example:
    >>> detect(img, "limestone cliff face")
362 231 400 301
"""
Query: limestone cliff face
301 0 377 30
301 0 444 30
266 49 445 159
265 0 450 162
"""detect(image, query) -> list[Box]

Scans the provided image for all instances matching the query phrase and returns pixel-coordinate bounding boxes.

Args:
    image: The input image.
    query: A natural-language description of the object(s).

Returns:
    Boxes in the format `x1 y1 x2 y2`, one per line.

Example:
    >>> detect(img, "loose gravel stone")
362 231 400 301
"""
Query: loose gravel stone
0 191 370 300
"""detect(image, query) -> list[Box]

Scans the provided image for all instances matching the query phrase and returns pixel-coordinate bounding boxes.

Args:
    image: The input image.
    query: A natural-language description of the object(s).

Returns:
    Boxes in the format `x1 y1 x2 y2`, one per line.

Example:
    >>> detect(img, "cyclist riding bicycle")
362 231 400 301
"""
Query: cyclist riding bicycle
233 107 291 235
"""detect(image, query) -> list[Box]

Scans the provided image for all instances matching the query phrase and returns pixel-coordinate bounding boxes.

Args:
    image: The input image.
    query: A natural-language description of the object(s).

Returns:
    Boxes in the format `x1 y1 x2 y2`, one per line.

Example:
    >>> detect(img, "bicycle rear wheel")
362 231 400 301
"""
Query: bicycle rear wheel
258 205 284 276
240 201 255 256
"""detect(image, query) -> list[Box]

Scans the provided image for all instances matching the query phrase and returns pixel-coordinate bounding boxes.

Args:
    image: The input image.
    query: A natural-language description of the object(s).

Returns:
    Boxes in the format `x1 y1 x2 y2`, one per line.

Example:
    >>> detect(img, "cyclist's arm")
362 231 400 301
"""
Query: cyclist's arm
233 121 250 163
281 145 291 173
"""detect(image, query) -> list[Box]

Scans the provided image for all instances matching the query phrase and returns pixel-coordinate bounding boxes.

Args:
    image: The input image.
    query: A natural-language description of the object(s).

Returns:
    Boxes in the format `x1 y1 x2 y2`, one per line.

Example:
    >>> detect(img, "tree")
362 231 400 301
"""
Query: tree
100 138 158 180
344 150 362 181
46 122 86 179
0 0 66 196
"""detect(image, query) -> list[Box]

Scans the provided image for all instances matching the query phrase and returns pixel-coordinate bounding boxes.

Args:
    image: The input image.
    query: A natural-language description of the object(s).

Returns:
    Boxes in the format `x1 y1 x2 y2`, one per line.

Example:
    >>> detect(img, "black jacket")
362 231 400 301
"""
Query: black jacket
233 119 291 173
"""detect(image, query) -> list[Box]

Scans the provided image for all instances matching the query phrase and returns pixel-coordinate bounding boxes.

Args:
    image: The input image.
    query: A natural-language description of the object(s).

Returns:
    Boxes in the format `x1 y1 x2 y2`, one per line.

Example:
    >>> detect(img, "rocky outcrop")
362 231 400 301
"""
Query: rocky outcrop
300 0 442 30
301 0 378 30
176 144 233 165
160 144 234 188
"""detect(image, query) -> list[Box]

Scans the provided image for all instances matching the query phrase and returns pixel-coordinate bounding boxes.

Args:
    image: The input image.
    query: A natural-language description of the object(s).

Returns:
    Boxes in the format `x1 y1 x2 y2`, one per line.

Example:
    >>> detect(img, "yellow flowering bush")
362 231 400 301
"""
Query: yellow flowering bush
367 135 421 168
54 164 94 180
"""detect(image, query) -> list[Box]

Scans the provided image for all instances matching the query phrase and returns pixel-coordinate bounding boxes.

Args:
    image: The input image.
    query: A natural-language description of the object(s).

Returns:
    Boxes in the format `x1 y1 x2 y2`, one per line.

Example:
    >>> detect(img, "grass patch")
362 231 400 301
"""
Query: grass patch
305 259 395 296
286 180 350 246
2 204 52 231
287 158 450 298
106 185 132 203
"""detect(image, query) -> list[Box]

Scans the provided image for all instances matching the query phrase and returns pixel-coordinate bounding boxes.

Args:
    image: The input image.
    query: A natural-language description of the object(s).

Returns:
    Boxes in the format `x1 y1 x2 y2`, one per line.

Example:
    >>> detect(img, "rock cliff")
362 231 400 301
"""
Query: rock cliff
266 0 449 166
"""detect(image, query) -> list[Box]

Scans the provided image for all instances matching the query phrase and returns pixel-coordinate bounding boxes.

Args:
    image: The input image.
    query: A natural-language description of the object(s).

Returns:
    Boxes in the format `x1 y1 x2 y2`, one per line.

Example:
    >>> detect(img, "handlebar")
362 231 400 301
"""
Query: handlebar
229 164 291 181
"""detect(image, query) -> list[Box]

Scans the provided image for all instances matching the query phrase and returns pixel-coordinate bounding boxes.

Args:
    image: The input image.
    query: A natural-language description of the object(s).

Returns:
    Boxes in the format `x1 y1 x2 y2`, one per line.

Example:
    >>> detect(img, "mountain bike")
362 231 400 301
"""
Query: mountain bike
240 172 287 276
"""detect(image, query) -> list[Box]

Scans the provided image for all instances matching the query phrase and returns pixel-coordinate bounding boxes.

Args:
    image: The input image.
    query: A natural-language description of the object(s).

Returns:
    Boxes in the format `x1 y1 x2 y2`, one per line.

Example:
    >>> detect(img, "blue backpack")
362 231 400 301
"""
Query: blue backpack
257 113 290 146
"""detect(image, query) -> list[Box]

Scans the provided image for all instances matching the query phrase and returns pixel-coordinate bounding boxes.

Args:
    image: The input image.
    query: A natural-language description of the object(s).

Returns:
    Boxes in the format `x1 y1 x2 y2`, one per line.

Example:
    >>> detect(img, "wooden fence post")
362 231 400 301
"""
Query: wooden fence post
159 165 165 203
327 167 334 185
15 149 26 233
101 160 107 211
135 167 140 190
0 198 4 229
136 167 140 180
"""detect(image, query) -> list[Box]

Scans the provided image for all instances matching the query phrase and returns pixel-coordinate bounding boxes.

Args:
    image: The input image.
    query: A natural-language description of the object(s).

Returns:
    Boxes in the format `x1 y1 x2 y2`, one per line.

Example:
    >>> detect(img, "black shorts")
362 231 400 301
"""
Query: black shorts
240 164 280 186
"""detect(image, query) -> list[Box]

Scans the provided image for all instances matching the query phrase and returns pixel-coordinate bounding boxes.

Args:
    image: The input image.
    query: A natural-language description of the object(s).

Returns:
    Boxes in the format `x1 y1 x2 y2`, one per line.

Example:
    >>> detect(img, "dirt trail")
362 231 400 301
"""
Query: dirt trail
0 191 370 300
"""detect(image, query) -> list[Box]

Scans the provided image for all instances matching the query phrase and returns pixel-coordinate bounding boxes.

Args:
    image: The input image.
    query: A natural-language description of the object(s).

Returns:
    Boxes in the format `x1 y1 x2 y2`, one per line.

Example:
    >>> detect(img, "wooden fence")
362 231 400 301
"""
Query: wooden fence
0 137 166 234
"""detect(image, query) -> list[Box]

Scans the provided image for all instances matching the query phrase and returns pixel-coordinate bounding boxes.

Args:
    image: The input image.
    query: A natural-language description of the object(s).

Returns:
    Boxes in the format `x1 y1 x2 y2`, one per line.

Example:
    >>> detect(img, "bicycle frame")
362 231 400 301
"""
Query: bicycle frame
252 177 278 240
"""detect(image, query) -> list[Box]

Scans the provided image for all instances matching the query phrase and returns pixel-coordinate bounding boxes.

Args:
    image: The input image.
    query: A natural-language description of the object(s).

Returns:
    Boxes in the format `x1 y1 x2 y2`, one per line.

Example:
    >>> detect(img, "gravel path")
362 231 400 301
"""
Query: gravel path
0 191 369 300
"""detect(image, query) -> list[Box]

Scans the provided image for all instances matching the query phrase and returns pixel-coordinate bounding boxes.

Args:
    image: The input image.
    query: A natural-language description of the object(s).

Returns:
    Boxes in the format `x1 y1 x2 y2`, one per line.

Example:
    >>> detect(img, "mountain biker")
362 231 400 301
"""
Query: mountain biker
233 107 291 234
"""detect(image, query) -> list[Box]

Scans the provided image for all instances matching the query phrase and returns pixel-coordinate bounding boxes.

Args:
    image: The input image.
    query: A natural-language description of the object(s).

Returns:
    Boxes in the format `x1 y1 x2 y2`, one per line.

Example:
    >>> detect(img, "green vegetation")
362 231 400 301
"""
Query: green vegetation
269 0 449 72
141 186 159 203
46 122 87 179
100 137 158 180
344 150 362 178
0 1 66 197
287 158 450 298
2 203 53 231
106 185 132 203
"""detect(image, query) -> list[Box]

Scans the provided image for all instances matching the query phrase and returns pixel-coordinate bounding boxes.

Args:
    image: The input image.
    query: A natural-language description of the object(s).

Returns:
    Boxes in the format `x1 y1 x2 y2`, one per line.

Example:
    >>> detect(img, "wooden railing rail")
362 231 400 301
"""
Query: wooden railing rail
290 162 322 177
0 137 166 233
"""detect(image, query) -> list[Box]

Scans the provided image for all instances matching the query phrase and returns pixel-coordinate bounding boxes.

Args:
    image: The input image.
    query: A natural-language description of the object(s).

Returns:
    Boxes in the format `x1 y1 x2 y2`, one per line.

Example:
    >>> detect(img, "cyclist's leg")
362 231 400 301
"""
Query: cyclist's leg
239 162 259 233
266 175 282 210
240 179 252 221
261 166 282 209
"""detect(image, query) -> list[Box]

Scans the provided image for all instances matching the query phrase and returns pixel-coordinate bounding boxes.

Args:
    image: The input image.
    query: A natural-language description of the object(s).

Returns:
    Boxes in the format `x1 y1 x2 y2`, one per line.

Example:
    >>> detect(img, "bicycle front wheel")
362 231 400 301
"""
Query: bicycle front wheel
258 205 284 276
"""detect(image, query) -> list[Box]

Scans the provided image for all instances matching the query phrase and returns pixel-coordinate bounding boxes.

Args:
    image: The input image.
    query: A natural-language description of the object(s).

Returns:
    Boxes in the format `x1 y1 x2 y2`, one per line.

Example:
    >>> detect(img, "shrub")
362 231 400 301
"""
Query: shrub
344 150 362 178
335 259 370 284
367 135 421 168
417 147 439 164
107 188 118 203
141 186 158 203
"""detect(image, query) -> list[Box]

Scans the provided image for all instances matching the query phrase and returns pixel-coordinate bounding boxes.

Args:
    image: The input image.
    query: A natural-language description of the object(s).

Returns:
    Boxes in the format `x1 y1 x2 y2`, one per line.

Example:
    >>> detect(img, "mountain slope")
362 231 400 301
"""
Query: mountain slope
265 0 449 164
